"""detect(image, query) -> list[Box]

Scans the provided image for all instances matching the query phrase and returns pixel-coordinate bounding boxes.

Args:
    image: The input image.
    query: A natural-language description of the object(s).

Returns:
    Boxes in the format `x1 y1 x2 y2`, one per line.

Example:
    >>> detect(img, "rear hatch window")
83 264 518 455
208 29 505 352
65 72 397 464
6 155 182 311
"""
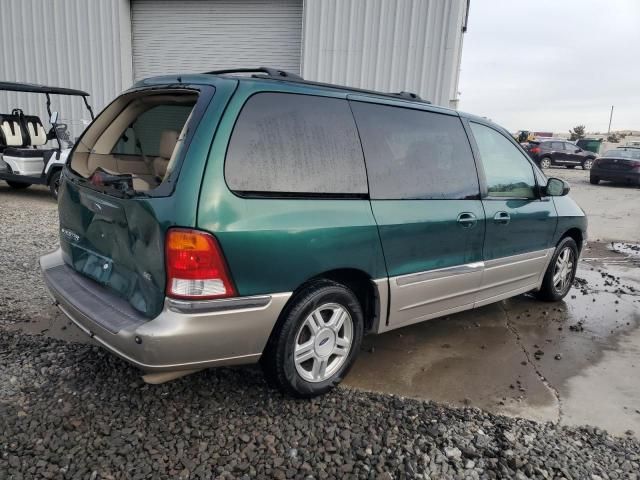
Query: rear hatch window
69 90 198 196
60 88 205 318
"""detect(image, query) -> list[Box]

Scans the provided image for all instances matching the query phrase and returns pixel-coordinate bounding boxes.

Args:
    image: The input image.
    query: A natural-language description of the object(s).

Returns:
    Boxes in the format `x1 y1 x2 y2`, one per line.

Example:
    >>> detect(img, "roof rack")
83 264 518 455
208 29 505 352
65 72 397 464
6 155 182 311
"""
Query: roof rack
204 67 432 105
203 67 302 80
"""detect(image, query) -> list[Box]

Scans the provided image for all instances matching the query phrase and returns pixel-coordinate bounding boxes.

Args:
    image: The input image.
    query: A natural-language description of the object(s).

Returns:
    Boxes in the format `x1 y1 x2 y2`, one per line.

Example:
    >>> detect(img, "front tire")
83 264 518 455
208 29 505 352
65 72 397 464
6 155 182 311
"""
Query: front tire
582 158 594 170
535 237 579 302
6 181 31 189
539 157 552 169
590 176 600 185
261 279 364 398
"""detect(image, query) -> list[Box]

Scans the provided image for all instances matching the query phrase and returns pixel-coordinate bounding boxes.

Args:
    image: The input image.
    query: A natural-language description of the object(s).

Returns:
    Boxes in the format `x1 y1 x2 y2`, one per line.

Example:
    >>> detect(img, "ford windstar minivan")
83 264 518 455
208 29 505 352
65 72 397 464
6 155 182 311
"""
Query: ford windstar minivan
41 68 586 397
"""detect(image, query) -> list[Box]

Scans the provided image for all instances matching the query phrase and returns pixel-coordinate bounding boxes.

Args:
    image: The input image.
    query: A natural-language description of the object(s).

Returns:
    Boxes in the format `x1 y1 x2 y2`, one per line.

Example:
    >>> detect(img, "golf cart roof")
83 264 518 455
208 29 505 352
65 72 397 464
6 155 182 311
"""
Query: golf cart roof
0 81 89 97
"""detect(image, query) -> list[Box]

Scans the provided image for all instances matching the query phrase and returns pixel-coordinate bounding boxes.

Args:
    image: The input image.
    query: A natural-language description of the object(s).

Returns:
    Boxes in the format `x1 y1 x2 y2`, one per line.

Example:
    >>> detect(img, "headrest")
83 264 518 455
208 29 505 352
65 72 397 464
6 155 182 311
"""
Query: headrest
159 130 179 159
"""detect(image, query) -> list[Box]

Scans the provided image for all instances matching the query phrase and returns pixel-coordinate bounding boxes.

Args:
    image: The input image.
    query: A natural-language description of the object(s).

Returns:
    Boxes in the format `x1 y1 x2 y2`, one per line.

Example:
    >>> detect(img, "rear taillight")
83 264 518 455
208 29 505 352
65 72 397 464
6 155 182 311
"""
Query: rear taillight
530 147 541 154
165 228 236 300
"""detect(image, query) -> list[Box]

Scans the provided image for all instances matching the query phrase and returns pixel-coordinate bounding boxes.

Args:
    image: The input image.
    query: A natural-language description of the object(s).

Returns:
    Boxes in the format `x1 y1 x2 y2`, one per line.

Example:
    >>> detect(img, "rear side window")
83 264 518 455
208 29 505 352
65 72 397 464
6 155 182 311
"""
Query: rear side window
350 101 479 200
225 93 367 195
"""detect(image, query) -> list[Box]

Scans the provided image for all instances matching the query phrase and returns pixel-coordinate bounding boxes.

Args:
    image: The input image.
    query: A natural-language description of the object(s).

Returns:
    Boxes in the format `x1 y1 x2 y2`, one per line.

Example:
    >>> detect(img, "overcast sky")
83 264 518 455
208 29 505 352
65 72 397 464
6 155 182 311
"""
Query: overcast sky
458 0 640 134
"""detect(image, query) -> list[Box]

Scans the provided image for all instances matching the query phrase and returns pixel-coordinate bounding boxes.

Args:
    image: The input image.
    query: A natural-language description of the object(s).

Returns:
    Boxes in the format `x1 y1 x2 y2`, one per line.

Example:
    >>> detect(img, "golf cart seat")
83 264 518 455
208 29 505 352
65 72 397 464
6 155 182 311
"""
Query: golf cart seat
23 115 48 146
0 114 25 147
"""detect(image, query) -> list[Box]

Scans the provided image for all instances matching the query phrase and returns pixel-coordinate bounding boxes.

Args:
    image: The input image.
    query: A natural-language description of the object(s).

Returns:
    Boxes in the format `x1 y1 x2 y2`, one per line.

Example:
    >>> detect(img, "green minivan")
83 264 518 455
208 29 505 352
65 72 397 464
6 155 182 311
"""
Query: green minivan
41 68 586 397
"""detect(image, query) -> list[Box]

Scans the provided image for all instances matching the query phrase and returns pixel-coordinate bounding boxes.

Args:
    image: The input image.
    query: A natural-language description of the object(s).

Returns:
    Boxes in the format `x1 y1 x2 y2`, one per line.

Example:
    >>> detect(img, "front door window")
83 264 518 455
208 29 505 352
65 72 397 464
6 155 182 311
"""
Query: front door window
470 122 537 199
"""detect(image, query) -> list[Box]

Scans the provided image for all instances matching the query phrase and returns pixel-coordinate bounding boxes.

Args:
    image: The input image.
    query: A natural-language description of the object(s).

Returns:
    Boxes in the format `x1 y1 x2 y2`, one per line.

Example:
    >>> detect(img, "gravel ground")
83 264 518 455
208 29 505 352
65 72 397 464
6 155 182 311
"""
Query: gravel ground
2 187 640 479
1 331 639 480
0 186 59 326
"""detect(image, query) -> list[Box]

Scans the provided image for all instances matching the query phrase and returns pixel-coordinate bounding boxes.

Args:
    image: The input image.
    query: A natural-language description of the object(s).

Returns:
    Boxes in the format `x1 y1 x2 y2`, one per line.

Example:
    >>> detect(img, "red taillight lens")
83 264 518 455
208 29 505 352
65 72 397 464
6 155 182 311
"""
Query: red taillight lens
531 147 541 154
165 228 236 300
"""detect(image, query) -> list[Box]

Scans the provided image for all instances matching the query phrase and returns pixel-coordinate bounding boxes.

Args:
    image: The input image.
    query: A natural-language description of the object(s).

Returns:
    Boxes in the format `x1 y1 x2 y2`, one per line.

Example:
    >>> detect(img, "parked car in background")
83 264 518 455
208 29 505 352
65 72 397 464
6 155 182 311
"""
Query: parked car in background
590 147 640 186
40 68 587 397
524 139 597 170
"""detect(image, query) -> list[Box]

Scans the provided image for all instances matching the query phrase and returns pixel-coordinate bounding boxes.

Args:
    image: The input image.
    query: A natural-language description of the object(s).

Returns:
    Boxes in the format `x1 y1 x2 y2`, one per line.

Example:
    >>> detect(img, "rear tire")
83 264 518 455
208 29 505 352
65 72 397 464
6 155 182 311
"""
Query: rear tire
261 279 364 398
535 237 579 302
539 157 552 169
590 176 600 185
48 170 62 199
582 158 594 170
6 181 31 189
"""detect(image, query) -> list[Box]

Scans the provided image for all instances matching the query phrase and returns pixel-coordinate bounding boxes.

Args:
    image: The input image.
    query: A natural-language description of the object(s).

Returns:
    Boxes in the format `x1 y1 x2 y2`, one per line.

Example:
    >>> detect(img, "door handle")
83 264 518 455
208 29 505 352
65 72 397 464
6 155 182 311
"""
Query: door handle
457 212 477 228
493 211 511 225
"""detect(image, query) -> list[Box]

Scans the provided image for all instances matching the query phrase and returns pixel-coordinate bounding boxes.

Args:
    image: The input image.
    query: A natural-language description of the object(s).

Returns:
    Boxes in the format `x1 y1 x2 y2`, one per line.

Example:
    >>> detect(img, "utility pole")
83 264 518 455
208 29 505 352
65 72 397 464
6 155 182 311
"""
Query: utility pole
607 105 614 134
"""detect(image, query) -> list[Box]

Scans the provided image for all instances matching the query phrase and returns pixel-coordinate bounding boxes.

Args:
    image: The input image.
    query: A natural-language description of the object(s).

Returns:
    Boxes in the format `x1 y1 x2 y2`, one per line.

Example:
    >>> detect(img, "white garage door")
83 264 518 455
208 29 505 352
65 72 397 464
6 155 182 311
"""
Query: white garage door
131 0 303 81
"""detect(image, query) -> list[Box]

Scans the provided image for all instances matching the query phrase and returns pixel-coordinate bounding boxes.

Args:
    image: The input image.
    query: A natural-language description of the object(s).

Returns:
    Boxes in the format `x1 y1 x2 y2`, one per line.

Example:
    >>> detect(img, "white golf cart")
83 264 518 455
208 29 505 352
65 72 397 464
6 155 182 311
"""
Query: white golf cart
0 81 94 198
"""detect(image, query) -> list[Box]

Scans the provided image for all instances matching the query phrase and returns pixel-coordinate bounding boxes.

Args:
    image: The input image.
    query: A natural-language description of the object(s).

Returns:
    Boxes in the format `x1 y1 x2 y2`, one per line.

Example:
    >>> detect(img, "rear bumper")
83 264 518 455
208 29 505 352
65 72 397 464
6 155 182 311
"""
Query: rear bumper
40 249 291 372
591 167 640 184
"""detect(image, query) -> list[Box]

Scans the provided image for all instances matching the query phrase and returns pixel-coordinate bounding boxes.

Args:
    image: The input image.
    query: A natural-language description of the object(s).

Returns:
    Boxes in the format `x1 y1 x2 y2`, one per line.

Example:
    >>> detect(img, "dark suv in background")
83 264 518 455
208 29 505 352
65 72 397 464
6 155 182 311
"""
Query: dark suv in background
524 140 596 170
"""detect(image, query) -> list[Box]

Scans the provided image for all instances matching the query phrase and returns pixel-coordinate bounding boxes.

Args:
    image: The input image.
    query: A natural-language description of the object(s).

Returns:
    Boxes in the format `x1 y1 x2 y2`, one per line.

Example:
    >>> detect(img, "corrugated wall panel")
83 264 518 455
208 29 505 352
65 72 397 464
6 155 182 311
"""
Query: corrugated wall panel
302 0 467 107
131 0 303 80
0 0 128 139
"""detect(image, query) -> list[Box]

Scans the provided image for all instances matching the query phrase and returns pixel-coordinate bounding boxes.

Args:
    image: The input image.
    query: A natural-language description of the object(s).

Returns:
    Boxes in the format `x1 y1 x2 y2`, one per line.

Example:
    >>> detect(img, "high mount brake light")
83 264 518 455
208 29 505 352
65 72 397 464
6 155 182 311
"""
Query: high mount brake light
165 228 236 300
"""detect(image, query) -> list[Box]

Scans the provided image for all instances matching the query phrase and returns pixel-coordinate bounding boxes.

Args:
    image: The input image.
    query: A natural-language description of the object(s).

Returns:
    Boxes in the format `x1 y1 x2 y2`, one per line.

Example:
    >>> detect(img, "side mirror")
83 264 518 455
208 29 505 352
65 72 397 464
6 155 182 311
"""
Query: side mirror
50 111 59 125
545 177 570 196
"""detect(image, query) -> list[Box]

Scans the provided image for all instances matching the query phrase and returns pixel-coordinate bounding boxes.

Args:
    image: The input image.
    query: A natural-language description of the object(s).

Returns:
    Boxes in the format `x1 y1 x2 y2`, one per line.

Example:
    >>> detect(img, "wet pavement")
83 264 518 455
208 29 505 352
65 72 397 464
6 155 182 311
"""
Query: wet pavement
346 241 640 437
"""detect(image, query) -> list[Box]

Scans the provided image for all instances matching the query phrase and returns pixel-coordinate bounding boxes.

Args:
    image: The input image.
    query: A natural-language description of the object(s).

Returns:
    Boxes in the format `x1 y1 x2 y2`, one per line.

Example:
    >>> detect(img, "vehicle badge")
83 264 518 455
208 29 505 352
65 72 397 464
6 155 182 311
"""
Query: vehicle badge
60 228 80 242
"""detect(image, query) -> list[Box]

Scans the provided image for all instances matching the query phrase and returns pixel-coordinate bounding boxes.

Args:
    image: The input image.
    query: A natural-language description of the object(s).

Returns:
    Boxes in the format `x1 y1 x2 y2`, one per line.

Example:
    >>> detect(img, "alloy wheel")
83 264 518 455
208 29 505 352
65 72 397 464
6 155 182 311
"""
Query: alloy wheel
582 159 593 170
552 247 575 294
294 303 353 383
540 158 551 169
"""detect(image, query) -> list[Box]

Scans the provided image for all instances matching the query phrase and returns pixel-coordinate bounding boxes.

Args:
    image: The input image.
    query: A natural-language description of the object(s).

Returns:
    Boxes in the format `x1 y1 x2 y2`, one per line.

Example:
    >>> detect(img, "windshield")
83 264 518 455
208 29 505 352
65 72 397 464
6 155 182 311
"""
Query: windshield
53 115 91 149
604 149 640 160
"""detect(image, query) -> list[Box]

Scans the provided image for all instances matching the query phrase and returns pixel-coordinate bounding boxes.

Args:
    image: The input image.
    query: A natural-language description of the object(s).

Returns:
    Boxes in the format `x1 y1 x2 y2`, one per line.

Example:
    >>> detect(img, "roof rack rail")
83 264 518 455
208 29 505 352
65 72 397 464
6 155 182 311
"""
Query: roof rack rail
204 67 433 105
203 67 302 80
390 91 430 103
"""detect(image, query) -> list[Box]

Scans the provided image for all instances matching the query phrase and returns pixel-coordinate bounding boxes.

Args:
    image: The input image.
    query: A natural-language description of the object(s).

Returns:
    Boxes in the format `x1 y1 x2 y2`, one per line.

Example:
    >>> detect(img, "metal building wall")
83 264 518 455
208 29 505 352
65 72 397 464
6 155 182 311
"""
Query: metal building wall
301 0 468 107
130 0 303 80
0 0 132 137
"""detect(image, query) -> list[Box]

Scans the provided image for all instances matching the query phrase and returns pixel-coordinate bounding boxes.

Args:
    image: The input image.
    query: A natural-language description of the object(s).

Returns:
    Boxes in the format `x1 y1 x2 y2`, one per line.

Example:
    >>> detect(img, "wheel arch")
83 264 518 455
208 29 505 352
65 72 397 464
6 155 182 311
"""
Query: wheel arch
268 268 382 351
560 227 584 252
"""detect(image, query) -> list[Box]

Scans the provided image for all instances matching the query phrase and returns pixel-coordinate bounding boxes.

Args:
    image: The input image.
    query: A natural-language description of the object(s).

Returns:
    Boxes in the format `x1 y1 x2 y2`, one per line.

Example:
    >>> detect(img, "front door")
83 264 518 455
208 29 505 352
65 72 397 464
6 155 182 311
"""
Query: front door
467 121 557 306
349 98 485 329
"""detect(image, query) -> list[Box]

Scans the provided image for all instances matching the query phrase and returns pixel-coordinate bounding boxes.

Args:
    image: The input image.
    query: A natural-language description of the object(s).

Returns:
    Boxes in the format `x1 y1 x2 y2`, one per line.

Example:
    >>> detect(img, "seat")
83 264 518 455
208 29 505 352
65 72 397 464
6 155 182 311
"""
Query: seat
153 130 179 178
0 114 24 147
23 115 48 146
